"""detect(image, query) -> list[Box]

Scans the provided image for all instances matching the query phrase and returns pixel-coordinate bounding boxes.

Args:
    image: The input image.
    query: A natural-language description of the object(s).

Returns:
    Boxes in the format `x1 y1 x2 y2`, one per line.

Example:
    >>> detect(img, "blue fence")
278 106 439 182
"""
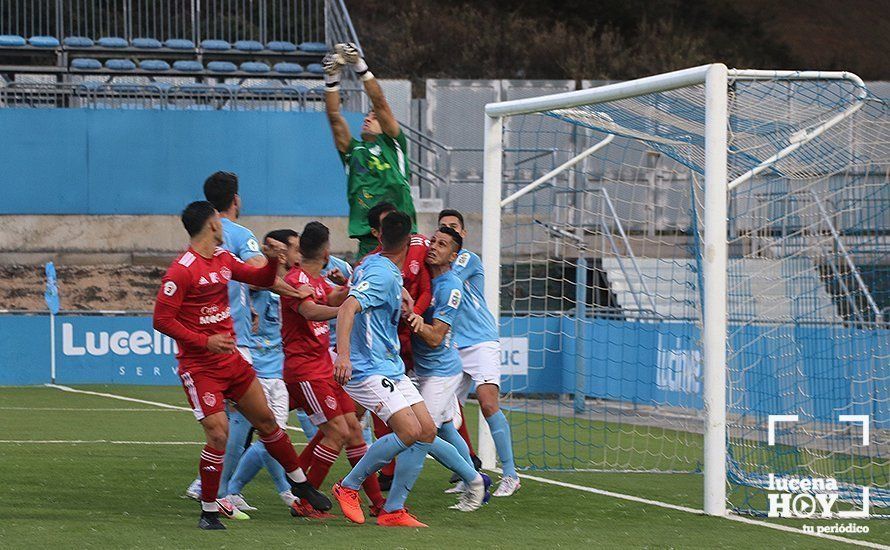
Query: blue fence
0 109 363 215
1 313 886 425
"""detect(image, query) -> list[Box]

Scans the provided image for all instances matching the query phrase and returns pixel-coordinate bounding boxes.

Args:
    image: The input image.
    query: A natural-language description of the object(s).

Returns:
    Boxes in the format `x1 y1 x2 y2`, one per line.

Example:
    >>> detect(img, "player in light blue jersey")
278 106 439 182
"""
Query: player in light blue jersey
439 209 520 497
224 229 307 514
407 226 480 507
331 212 488 527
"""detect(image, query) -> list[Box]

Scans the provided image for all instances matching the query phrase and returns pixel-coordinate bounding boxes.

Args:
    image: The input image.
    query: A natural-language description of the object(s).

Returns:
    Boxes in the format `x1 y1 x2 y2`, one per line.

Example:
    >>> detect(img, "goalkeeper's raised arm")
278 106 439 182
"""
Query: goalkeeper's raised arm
323 43 417 258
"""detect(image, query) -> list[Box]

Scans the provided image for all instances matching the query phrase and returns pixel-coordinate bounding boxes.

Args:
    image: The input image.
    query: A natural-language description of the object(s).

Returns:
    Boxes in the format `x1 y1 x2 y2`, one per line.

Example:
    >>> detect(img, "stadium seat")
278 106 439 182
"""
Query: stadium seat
274 62 304 74
234 40 264 52
0 34 26 47
178 83 212 93
28 36 60 48
105 59 137 71
139 59 170 71
207 61 238 73
201 39 230 51
131 37 162 49
97 37 128 49
240 61 270 73
172 60 203 72
266 40 297 52
306 63 324 75
298 41 328 53
75 81 103 91
287 84 310 95
63 36 94 48
164 38 195 50
71 58 102 70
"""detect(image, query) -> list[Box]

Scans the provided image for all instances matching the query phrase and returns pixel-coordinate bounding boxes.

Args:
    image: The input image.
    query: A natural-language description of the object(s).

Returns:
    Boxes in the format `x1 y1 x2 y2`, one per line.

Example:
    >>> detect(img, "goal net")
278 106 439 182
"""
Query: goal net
482 65 889 516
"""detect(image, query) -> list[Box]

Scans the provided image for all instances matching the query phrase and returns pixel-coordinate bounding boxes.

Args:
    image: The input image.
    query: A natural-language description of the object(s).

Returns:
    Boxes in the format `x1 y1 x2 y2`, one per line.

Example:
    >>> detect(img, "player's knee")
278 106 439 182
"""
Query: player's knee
480 399 500 418
253 413 278 436
206 428 228 449
396 421 421 446
418 420 437 443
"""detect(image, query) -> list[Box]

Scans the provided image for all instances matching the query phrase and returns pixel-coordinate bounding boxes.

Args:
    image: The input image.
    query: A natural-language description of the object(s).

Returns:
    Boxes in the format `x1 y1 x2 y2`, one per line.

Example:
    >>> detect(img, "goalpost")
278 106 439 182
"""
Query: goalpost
480 64 888 517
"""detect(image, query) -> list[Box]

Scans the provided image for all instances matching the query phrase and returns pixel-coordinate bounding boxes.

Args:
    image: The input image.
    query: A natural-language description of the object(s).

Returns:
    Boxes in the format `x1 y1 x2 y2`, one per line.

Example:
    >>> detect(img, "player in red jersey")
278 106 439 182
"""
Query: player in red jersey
152 201 331 530
362 202 432 488
281 222 388 517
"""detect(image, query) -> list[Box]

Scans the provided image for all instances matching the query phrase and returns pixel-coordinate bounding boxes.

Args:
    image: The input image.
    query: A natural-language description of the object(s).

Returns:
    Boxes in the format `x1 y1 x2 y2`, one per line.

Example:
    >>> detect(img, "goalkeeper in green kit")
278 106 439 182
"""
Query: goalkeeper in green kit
324 43 417 257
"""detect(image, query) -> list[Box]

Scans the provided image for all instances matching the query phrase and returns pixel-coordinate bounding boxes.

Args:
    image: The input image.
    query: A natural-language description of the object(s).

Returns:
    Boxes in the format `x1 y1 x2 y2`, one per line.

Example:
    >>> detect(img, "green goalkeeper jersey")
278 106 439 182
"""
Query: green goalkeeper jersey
340 131 417 239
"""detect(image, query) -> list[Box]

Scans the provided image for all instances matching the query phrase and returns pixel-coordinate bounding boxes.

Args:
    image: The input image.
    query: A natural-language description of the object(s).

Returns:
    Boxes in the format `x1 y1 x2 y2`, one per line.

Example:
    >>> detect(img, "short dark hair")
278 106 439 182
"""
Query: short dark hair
380 211 412 251
203 171 239 212
368 201 397 231
436 225 463 252
181 201 217 237
438 208 465 229
265 229 298 246
299 221 330 260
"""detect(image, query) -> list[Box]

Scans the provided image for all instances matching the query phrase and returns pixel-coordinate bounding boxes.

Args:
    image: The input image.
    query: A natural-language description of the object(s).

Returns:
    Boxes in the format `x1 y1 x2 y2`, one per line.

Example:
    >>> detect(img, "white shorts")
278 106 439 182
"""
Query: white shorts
258 377 289 429
344 374 423 423
417 373 464 428
459 341 501 388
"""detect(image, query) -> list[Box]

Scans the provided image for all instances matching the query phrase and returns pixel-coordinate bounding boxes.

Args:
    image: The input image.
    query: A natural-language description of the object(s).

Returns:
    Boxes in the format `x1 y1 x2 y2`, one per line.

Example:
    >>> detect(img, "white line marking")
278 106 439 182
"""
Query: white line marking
502 471 888 549
0 407 183 412
46 384 304 433
0 439 308 446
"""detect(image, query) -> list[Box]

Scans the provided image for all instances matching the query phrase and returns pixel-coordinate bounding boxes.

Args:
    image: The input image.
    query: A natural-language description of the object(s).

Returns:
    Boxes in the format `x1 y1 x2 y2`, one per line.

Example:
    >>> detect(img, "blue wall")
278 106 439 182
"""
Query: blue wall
1 313 886 427
0 109 364 215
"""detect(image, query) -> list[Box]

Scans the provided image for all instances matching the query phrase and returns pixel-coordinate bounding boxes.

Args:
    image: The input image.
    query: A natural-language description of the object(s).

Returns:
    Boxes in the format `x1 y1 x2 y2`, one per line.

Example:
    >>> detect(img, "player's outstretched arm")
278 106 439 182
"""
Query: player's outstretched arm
324 53 352 153
408 314 450 348
298 300 339 322
334 296 362 384
336 43 399 138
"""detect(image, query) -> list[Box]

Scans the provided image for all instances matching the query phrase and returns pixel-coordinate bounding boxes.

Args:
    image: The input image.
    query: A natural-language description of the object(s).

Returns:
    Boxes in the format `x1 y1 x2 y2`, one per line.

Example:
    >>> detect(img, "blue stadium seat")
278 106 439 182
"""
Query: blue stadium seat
178 83 212 93
98 37 128 48
207 61 238 73
105 59 137 71
287 84 310 95
240 61 270 73
0 34 26 47
71 58 102 70
234 40 264 52
299 41 328 53
173 60 203 72
164 38 195 50
63 36 94 48
266 40 297 52
76 81 103 91
139 59 170 71
132 37 162 49
306 63 324 75
201 39 230 51
29 35 60 48
274 62 304 75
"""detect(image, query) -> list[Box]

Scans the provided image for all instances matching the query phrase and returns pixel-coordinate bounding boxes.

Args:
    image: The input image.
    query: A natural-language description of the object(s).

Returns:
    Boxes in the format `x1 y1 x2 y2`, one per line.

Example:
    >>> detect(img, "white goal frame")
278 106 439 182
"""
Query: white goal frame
480 63 868 516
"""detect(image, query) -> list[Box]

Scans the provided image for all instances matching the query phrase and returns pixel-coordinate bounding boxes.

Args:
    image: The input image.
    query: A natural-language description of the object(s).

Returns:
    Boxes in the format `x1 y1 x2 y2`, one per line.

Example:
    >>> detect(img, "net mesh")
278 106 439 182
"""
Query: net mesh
495 72 889 515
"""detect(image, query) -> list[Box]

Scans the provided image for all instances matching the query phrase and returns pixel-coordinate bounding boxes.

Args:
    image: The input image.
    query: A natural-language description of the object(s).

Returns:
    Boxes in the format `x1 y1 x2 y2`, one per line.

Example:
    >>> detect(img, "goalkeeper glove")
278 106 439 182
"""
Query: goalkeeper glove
335 42 373 81
322 52 344 92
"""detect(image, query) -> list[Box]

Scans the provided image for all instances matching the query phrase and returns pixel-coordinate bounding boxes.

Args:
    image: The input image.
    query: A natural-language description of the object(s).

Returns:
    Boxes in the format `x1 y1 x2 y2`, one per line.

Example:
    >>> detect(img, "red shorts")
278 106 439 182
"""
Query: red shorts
287 377 355 426
179 352 256 421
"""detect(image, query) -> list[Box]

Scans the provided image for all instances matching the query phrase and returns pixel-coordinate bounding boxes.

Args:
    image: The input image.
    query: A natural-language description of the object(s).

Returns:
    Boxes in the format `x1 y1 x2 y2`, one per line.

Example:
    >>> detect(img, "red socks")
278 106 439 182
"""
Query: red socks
306 443 338 488
347 443 385 507
260 427 300 473
299 430 324 467
199 445 225 503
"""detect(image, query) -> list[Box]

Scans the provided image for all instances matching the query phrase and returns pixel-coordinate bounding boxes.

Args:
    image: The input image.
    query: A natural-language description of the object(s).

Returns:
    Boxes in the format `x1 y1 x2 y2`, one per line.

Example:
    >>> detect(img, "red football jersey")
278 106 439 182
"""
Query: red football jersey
281 265 334 383
367 233 432 314
153 246 277 370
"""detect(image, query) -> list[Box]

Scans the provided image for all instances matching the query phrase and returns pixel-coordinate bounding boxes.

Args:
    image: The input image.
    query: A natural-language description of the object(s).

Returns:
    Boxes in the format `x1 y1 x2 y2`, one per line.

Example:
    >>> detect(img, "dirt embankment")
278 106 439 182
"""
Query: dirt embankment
1 265 164 312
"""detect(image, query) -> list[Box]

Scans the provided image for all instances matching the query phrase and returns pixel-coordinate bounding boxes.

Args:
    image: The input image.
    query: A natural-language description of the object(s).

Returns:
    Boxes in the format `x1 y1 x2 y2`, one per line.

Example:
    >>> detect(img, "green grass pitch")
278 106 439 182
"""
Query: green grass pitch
0 385 886 549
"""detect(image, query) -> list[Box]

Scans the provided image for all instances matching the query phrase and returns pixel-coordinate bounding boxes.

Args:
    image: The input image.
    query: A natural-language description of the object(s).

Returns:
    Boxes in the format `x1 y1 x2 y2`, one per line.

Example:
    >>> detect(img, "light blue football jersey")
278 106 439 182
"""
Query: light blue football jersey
220 217 263 347
321 255 353 348
347 253 404 381
248 289 283 378
412 270 463 377
450 249 498 349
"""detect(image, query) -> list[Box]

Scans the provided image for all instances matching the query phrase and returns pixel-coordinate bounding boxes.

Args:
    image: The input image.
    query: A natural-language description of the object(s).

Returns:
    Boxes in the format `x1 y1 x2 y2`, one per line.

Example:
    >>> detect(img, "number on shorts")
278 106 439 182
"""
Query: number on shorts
381 378 395 392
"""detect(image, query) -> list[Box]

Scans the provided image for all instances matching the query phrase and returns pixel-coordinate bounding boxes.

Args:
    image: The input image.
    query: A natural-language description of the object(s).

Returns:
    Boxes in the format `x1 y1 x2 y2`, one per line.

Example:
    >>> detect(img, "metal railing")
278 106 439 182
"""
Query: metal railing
1 0 327 45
